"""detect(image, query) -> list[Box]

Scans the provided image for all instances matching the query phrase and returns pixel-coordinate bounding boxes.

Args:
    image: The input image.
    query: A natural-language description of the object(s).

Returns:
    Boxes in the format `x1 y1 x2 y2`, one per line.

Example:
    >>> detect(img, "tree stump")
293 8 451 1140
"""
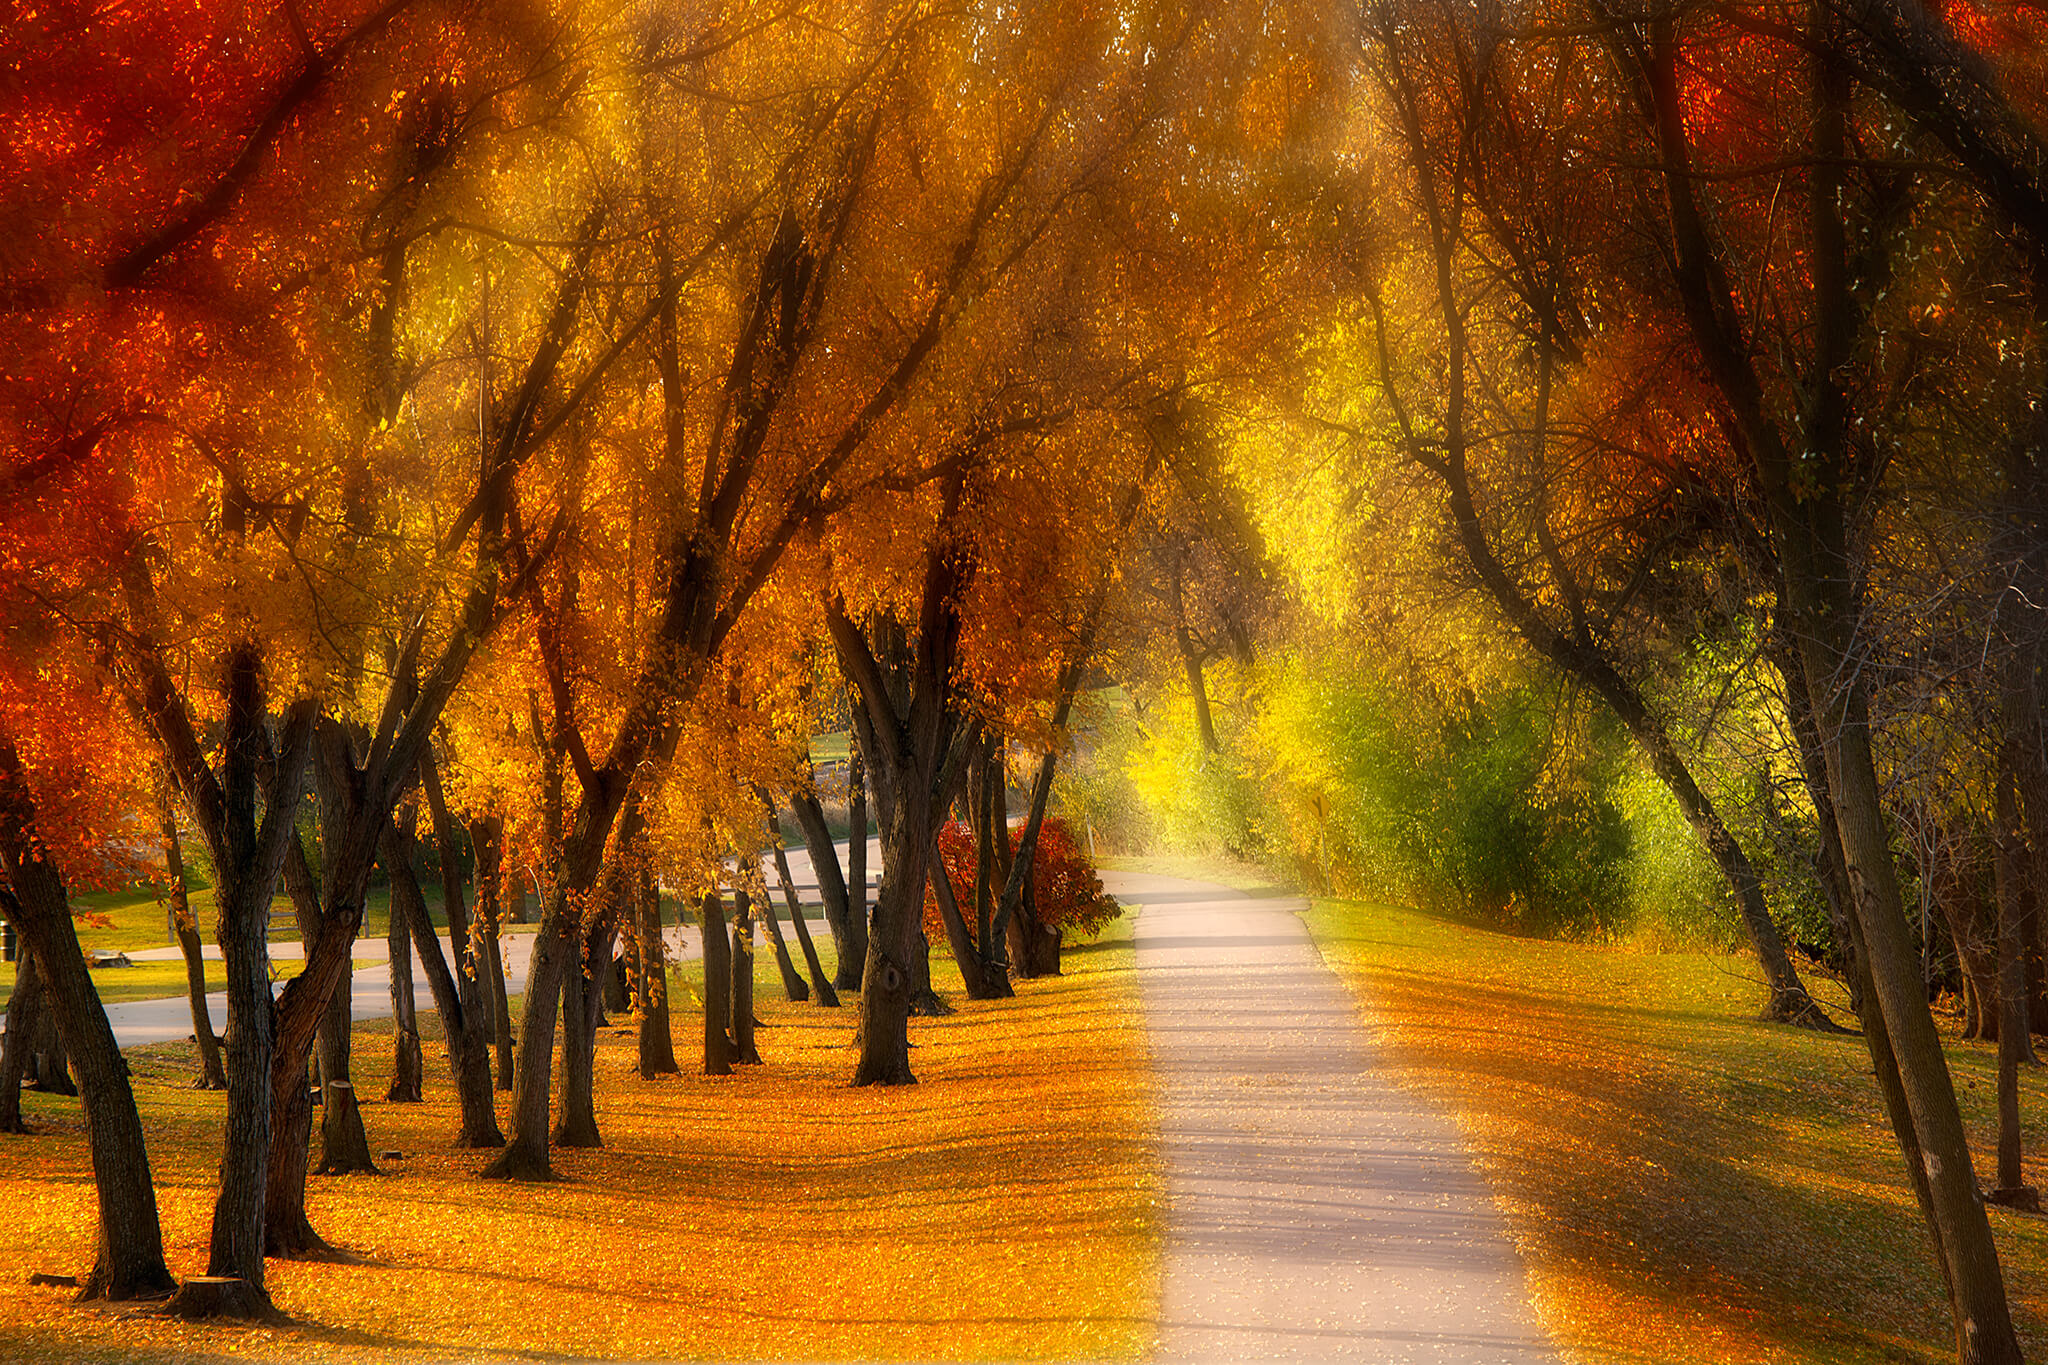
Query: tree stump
315 1081 379 1176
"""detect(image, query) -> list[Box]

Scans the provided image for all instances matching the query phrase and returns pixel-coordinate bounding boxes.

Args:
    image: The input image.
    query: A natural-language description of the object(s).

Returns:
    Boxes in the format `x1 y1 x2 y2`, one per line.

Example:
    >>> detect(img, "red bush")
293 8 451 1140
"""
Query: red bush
923 815 1121 942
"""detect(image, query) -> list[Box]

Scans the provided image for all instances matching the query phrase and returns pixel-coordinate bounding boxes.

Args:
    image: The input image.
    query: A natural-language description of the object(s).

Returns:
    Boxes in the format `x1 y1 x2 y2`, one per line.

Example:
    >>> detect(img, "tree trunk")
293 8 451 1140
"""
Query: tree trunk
766 797 838 1006
264 836 350 1258
553 912 606 1148
160 655 312 1321
993 741 1062 983
158 780 226 1089
484 918 513 1091
0 947 41 1132
973 745 998 972
386 882 424 1103
700 890 734 1075
930 853 1001 998
261 1055 326 1258
468 813 514 1091
730 890 761 1065
852 865 919 1086
0 741 177 1302
1931 834 2000 1042
1990 770 2040 1209
314 962 377 1176
789 786 860 992
907 926 951 1016
187 818 281 1311
828 541 978 1086
28 977 73 1094
383 824 502 1146
1792 562 2022 1360
479 894 570 1181
847 742 869 991
423 758 504 1144
1782 651 1952 1267
756 869 810 1002
635 863 679 1076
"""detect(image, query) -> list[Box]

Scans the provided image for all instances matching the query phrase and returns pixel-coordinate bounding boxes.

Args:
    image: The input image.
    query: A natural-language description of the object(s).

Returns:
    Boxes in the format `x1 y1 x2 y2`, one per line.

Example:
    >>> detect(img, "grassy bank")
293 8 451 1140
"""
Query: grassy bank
1303 895 2048 1364
0 920 1159 1363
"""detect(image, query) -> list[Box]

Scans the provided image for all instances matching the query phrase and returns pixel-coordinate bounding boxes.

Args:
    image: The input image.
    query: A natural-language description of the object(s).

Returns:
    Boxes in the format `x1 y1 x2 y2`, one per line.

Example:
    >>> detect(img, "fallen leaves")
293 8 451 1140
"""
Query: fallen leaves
0 929 1159 1362
1305 896 2048 1365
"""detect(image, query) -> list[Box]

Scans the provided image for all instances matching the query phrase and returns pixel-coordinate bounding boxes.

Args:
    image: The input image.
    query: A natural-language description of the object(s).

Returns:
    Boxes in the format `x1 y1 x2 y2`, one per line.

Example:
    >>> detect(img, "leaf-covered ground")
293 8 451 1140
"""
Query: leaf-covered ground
1303 896 2048 1365
0 923 1158 1363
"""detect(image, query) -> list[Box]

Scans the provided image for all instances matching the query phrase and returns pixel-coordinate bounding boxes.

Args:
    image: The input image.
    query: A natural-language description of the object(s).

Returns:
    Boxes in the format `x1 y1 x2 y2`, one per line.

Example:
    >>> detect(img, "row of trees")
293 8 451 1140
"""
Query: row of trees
0 0 1307 1324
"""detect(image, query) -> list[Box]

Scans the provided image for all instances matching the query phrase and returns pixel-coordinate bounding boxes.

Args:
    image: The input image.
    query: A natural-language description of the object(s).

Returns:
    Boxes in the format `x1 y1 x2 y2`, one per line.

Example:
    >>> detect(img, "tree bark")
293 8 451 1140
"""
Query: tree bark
386 868 424 1102
700 890 734 1075
729 889 761 1065
789 785 860 992
634 862 679 1076
756 866 810 1002
1990 772 2039 1207
22 955 74 1095
383 823 502 1146
157 779 226 1089
847 739 869 990
553 911 607 1147
993 742 1061 982
479 894 571 1180
767 797 839 1005
265 831 363 1256
0 947 41 1132
314 961 377 1176
155 650 314 1320
0 738 177 1302
930 852 1000 998
828 537 977 1086
484 918 513 1091
421 752 503 1143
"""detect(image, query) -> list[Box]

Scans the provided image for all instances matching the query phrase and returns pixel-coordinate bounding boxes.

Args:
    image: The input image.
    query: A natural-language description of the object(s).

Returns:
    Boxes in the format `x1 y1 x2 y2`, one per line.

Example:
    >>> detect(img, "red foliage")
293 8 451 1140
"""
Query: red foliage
923 815 1121 943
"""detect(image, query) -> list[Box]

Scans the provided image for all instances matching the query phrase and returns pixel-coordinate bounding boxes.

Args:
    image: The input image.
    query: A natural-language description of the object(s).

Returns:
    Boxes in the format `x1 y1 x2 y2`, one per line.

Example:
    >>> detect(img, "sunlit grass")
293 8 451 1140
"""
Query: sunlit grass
0 921 1158 1363
1304 895 2048 1365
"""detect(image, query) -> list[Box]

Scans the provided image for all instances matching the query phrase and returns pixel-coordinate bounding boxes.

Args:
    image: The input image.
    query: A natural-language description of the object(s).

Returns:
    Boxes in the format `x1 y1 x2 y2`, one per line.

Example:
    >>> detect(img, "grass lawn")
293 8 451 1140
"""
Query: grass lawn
0 918 1160 1363
1302 894 2048 1365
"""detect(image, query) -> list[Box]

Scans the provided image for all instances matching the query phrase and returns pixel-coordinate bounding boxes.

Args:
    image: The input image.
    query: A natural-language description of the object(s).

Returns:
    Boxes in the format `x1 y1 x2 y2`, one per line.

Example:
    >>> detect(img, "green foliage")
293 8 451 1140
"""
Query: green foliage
1077 638 1639 938
1254 653 1633 937
1613 766 1738 950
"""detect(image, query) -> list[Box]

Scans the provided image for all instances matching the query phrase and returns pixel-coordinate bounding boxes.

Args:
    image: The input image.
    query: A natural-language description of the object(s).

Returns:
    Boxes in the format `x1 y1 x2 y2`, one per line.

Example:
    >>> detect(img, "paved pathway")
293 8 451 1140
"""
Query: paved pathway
1116 870 1556 1364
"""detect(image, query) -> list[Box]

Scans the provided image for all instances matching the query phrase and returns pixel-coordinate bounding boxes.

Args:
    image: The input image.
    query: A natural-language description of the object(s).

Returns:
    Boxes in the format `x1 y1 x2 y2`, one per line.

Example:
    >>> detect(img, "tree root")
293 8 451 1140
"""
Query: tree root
1764 990 1853 1033
478 1143 556 1182
163 1276 283 1322
1986 1185 2043 1214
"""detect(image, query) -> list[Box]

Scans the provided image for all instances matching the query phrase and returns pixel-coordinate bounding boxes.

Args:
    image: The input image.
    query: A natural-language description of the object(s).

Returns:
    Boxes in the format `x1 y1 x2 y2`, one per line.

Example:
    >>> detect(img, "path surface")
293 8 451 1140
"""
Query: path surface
100 836 883 1049
1115 869 1556 1364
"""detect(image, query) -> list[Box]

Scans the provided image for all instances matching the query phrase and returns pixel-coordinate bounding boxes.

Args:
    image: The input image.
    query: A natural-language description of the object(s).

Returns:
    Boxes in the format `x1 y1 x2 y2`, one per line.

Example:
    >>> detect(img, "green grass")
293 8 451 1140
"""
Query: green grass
1301 893 2048 1365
